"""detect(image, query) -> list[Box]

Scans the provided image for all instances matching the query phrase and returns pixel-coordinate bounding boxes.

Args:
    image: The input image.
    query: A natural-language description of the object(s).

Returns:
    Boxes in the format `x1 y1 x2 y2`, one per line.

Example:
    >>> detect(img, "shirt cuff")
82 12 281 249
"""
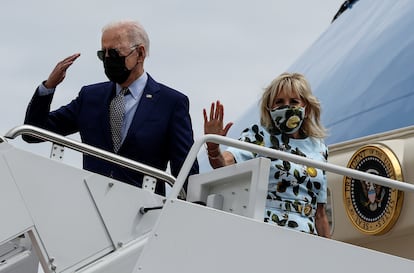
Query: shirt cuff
38 81 55 96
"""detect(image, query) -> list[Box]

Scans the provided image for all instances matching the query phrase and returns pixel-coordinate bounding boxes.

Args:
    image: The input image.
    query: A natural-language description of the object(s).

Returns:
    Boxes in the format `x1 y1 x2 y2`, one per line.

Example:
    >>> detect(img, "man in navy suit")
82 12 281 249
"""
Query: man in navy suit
24 19 199 196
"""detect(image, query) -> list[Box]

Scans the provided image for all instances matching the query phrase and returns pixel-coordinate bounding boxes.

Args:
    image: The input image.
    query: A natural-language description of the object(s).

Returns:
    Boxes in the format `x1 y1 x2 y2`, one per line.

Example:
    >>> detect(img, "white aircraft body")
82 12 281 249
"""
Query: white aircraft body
2 0 414 272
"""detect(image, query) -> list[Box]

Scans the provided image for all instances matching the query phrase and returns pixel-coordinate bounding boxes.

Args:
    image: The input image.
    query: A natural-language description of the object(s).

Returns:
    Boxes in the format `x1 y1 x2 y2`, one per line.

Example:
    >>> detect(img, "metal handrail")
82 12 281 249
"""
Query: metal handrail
4 125 185 198
169 134 414 200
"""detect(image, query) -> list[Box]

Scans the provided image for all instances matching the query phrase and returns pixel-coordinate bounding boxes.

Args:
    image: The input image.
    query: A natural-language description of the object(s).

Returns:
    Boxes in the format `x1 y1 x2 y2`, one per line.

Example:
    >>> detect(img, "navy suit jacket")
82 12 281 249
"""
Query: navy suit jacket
24 74 199 195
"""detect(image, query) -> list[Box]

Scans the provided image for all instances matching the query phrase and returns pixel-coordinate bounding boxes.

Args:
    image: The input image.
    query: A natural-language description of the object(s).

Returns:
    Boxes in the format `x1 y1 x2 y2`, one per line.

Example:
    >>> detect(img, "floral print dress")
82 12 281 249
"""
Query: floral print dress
227 124 328 235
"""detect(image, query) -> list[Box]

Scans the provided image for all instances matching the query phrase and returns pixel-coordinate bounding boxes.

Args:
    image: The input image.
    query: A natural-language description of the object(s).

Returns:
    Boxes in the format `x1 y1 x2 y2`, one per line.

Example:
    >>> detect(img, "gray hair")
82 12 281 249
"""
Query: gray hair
102 19 150 56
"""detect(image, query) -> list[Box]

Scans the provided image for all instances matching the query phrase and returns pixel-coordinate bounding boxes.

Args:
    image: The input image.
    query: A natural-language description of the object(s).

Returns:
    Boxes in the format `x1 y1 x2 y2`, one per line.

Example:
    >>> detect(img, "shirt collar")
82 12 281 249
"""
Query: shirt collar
115 72 148 100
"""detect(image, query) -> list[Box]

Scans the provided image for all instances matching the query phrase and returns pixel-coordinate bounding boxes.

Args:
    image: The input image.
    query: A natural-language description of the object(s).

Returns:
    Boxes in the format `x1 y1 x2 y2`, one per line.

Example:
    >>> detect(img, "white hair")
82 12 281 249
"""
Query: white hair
102 19 150 56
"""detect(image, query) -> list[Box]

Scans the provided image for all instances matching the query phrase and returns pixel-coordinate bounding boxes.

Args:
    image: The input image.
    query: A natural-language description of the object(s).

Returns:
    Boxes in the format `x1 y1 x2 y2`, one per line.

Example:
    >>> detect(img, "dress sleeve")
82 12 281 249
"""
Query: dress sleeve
226 124 264 164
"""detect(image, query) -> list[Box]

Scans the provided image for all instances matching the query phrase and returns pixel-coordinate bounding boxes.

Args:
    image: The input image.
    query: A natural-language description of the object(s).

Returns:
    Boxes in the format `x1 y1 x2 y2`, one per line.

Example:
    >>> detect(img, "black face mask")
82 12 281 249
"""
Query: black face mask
103 56 131 84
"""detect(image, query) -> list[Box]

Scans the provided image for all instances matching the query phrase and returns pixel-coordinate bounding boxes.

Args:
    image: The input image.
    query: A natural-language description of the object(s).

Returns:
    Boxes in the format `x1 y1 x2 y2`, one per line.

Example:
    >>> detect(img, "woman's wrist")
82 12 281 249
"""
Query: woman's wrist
206 143 221 159
208 153 222 160
206 142 219 151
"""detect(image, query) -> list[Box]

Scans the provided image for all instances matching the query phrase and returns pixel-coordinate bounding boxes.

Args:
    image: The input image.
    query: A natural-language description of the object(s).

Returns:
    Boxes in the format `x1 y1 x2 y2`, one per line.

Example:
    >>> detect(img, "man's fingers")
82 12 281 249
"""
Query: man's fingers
45 54 80 89
58 53 81 70
62 53 81 63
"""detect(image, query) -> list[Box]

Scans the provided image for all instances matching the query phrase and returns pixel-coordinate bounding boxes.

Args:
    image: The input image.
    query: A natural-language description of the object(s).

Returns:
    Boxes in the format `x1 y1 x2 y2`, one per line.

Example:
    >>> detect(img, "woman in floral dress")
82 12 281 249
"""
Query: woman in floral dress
203 72 330 238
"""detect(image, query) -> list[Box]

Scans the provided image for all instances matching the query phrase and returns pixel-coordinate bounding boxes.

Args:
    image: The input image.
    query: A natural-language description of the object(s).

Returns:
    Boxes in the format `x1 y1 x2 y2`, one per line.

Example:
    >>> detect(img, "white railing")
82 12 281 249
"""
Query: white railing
4 125 185 197
169 134 414 200
6 126 414 202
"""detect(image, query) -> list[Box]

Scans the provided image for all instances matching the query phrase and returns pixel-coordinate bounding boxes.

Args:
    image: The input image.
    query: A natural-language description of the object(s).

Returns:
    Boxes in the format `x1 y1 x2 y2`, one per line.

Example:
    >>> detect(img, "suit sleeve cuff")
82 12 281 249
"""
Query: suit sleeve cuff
38 80 55 96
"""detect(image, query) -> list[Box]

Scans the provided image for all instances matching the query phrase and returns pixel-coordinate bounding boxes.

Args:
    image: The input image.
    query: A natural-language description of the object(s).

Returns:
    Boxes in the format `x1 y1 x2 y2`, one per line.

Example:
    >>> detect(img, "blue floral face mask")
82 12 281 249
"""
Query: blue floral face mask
269 105 305 134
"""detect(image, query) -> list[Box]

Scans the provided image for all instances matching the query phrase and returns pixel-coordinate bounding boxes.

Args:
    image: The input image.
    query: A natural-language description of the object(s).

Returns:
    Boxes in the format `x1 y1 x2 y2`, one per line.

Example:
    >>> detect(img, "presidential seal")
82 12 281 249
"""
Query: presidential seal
343 144 404 235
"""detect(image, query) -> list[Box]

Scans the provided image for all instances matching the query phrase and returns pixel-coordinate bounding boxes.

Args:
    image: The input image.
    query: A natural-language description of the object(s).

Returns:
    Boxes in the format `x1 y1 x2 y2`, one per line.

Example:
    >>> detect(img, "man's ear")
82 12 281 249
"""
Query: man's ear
138 45 146 59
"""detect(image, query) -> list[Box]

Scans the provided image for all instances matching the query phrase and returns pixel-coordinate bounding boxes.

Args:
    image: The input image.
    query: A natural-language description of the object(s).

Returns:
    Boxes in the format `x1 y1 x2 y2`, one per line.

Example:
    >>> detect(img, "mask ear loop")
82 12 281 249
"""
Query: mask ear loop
303 105 308 119
299 106 308 137
300 105 305 116
127 46 143 71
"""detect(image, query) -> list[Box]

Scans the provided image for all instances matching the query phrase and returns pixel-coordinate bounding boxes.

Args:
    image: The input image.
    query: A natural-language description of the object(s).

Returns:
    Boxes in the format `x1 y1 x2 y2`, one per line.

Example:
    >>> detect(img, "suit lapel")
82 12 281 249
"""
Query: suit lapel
124 74 161 141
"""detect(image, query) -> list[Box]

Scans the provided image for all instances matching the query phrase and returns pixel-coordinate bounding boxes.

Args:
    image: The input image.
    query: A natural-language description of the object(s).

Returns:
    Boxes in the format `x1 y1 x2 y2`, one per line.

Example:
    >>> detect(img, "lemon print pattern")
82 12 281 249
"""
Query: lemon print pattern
286 115 300 129
228 123 328 235
306 167 317 177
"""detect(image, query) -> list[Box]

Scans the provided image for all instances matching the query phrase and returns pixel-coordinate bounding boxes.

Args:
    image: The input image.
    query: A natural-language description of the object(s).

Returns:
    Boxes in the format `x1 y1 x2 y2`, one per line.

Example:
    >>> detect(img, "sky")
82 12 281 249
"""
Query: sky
3 2 414 271
0 0 344 168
